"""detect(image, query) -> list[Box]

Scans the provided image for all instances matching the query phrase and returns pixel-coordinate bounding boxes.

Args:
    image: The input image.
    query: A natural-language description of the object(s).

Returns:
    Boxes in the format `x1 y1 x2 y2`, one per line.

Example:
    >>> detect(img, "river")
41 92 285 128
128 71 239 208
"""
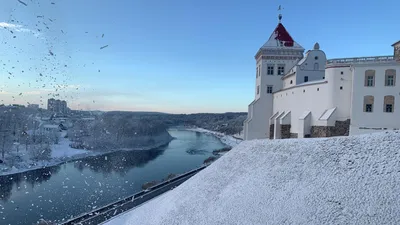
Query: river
0 129 225 225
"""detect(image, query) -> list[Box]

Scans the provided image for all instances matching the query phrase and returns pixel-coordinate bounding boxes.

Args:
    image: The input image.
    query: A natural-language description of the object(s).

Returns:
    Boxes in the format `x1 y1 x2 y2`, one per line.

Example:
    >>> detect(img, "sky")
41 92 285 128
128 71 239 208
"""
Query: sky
0 0 399 114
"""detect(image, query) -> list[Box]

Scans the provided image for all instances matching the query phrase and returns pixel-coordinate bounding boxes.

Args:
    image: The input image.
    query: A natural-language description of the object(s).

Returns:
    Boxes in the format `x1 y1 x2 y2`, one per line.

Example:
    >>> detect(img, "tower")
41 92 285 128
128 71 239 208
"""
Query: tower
393 41 400 62
243 9 304 140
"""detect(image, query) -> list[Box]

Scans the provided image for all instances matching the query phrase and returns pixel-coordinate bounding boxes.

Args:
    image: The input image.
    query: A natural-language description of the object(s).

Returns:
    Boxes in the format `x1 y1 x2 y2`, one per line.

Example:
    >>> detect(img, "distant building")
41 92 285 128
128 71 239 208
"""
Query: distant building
243 14 400 140
47 98 68 114
28 104 39 109
11 104 25 108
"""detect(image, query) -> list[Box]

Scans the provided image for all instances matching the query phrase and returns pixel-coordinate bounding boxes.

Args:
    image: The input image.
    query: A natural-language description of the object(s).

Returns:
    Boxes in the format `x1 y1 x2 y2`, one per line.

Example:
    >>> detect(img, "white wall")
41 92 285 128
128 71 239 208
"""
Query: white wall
259 58 298 95
245 56 302 140
244 96 271 139
295 50 327 85
350 64 400 135
325 66 353 120
273 81 333 134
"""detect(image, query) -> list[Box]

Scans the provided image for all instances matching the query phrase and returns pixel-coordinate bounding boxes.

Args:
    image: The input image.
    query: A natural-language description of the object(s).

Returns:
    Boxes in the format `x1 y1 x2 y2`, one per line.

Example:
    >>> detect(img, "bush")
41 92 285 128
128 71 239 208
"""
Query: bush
31 144 52 160
203 156 217 164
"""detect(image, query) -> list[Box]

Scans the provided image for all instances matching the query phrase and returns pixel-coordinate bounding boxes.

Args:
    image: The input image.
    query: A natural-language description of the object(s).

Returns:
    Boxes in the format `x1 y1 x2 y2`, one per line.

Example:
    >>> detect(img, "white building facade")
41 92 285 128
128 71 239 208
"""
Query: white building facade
244 19 400 140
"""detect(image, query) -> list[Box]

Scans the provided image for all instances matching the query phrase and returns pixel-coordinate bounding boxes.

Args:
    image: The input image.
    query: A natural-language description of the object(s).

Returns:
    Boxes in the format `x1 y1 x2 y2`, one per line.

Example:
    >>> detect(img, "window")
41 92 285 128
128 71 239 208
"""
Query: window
340 86 343 90
257 85 260 94
384 95 395 113
341 71 343 75
364 70 375 87
314 63 319 70
314 56 318 60
304 76 309 82
323 76 325 79
267 65 274 75
363 95 374 112
365 104 373 112
256 67 258 78
303 90 305 93
366 76 374 86
386 75 394 86
386 104 393 112
290 80 293 84
266 85 273 94
317 88 319 91
385 69 396 86
277 65 285 75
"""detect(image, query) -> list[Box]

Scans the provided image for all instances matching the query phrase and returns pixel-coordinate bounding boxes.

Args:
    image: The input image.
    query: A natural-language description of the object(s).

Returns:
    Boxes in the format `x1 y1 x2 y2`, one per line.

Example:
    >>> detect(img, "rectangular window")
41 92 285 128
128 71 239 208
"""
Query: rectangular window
386 75 394 86
304 76 309 82
365 104 373 112
267 65 274 75
256 67 258 78
366 76 374 86
257 85 260 94
385 104 393 112
266 85 273 94
277 65 285 75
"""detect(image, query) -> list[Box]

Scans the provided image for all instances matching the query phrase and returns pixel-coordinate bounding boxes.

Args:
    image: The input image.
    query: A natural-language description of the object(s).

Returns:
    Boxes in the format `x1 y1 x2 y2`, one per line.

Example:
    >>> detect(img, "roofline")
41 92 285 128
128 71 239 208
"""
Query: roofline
392 40 400 46
273 81 328 94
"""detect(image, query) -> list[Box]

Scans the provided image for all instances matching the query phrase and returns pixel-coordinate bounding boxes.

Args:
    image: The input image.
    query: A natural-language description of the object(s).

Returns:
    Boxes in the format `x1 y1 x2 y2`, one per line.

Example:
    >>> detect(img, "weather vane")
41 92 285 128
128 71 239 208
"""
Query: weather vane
278 5 283 23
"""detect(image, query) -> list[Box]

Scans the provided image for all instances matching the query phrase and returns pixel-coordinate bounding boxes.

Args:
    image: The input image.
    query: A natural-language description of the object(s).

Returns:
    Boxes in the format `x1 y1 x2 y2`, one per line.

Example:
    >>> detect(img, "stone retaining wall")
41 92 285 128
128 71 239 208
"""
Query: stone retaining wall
281 125 291 139
311 119 350 138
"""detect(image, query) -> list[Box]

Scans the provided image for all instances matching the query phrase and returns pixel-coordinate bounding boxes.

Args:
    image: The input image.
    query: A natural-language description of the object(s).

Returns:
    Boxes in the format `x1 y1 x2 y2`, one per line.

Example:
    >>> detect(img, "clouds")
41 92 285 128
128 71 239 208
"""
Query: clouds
0 22 19 28
0 21 41 37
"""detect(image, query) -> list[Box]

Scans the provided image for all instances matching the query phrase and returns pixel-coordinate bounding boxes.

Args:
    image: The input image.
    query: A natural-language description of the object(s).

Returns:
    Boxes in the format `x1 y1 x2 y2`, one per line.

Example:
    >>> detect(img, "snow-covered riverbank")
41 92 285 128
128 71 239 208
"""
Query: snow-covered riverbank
186 127 242 148
0 132 173 176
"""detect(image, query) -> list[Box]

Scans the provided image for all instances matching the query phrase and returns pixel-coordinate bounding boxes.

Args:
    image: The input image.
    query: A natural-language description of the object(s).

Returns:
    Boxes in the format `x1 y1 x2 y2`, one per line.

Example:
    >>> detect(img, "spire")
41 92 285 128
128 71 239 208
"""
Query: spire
278 5 283 23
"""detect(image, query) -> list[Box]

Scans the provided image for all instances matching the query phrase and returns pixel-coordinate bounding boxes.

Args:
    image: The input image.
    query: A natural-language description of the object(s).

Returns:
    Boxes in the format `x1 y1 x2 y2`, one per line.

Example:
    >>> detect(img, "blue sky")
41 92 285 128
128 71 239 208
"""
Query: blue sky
0 0 399 113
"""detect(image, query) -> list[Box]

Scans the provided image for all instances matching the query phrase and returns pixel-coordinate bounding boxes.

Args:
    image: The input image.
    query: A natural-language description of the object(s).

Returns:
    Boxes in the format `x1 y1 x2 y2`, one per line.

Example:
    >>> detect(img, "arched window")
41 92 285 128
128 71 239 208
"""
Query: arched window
384 95 395 112
385 69 396 86
364 70 375 87
363 95 374 112
290 80 293 84
314 63 319 70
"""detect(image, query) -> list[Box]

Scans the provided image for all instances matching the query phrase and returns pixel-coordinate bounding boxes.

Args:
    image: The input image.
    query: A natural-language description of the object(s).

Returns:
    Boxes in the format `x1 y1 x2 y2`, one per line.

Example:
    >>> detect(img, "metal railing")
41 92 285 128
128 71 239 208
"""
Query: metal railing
60 165 208 225
327 55 394 65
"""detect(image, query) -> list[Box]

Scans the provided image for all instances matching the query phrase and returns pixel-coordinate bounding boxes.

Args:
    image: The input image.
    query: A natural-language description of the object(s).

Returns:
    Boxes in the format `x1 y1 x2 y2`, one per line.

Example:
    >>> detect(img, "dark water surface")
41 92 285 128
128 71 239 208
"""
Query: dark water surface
0 129 224 225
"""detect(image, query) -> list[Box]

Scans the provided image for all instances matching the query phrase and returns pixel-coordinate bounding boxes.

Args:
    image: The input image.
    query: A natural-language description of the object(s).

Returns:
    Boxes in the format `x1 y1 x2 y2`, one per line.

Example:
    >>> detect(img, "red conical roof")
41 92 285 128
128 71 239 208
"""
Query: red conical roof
273 23 294 47
262 23 303 49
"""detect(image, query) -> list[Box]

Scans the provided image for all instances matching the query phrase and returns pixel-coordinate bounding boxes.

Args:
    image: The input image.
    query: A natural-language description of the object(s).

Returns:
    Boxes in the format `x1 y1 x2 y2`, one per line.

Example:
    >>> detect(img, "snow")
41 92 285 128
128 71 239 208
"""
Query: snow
0 132 98 176
0 131 173 176
104 131 400 225
186 127 242 148
50 137 88 158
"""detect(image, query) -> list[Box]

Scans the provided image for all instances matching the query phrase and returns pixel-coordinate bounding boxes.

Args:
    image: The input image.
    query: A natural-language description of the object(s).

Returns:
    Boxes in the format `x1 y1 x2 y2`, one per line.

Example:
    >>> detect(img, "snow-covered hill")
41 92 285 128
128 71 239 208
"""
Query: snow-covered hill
104 131 400 225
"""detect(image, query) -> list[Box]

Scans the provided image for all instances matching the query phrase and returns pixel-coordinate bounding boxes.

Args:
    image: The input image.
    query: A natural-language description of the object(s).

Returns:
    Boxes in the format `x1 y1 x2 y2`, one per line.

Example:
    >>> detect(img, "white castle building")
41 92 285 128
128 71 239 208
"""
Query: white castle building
243 15 400 140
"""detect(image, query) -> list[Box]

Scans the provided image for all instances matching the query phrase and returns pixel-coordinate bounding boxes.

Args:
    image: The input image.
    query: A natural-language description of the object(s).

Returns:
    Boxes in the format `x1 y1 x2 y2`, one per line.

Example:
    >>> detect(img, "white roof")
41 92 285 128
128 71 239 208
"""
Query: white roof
104 131 400 225
319 107 337 120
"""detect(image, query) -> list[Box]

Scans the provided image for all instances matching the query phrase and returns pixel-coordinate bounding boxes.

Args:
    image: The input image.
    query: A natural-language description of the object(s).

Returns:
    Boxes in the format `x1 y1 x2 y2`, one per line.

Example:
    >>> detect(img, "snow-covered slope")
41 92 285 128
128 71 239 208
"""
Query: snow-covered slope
104 131 400 225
